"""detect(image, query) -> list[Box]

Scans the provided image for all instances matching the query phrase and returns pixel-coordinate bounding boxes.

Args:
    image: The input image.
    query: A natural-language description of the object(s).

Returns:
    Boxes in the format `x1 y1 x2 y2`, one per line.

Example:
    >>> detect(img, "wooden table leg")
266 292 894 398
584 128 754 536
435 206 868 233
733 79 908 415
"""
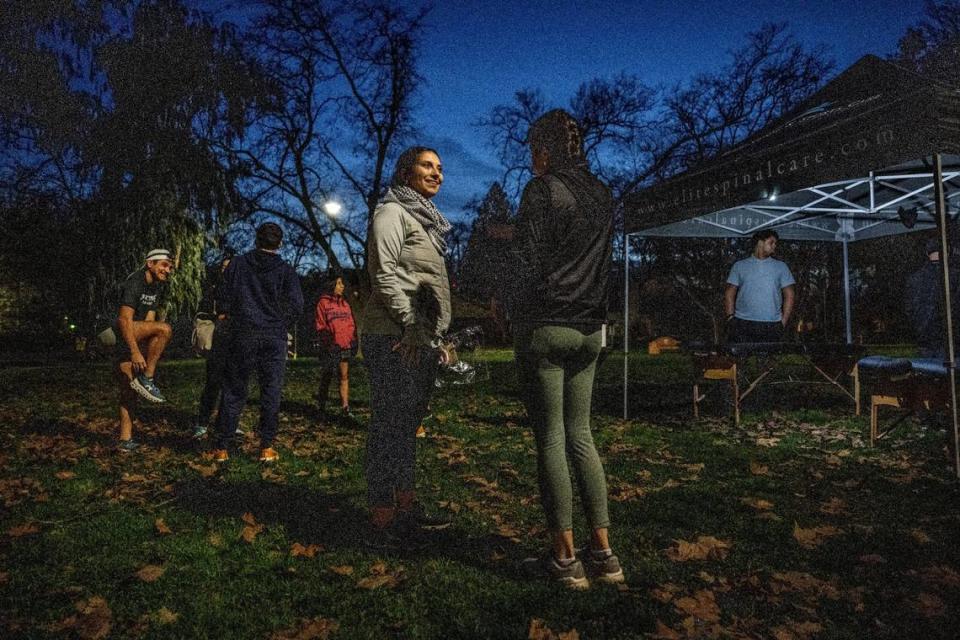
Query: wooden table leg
732 363 740 426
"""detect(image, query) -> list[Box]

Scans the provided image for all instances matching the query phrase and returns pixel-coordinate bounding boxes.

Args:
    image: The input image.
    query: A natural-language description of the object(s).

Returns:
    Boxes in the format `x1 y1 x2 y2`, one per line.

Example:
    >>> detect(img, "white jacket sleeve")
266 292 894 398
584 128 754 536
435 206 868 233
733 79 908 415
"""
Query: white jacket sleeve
370 206 415 328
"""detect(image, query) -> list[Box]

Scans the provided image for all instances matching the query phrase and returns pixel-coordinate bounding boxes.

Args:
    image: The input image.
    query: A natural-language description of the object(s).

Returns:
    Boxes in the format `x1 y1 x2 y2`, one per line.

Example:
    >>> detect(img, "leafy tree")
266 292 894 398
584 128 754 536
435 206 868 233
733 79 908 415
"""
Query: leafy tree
0 0 257 337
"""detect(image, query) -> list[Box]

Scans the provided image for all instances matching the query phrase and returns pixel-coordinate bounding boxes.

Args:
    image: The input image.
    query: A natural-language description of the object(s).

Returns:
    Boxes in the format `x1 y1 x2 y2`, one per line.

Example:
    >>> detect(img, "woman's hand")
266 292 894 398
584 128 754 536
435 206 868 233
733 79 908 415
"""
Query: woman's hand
392 339 420 367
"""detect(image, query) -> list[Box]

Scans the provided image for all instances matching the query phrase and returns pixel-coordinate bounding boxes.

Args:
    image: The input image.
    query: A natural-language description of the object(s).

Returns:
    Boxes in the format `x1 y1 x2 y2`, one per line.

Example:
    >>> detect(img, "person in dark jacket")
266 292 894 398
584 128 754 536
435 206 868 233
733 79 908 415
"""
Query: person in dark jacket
315 271 358 420
193 253 235 439
508 110 623 588
906 237 960 359
212 222 304 463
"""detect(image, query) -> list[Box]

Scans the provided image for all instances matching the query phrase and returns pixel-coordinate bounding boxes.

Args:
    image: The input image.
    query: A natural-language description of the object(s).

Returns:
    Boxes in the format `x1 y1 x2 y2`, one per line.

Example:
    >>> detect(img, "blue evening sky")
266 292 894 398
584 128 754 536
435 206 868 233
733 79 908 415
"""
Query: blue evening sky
414 0 925 220
205 0 927 221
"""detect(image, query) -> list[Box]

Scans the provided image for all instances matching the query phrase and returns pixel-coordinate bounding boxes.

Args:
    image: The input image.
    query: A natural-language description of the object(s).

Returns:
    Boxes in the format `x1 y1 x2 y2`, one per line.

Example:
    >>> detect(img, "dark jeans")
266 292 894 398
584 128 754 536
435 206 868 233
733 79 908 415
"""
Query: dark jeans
729 318 784 343
216 330 287 449
197 324 229 426
362 334 438 507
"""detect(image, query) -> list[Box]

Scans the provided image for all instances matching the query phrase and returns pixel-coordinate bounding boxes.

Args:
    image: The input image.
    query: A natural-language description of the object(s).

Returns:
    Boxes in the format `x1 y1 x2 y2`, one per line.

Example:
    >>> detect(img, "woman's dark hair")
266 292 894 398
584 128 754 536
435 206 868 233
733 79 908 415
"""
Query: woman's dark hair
751 229 779 245
391 146 440 188
320 269 343 295
527 109 586 170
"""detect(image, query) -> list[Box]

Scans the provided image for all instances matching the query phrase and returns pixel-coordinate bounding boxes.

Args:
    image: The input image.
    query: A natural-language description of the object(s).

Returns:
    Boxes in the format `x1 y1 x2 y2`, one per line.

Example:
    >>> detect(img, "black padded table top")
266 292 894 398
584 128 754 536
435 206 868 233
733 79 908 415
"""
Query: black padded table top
686 342 862 358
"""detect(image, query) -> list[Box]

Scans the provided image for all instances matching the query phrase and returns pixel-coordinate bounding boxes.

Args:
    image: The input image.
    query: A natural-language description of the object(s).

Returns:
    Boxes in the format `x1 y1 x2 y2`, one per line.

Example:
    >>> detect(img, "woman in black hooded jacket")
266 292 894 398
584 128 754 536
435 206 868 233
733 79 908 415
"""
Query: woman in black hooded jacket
510 109 623 588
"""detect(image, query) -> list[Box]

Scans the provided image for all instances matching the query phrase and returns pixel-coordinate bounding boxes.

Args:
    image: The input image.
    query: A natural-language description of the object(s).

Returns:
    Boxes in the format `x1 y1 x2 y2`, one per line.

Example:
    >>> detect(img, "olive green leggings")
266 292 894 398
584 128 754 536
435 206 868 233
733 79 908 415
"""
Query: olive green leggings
515 325 609 531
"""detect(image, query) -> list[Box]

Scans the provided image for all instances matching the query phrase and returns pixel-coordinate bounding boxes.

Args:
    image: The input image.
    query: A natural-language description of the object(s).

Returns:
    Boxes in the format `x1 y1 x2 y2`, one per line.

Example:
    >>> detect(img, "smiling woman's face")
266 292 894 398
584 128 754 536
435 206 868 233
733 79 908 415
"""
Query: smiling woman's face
406 151 443 199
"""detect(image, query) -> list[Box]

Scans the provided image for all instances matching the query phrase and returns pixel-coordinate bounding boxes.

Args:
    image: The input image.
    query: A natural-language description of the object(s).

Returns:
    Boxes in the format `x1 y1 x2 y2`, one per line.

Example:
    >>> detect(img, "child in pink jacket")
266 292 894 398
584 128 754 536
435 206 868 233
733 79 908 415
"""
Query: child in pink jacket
315 273 357 419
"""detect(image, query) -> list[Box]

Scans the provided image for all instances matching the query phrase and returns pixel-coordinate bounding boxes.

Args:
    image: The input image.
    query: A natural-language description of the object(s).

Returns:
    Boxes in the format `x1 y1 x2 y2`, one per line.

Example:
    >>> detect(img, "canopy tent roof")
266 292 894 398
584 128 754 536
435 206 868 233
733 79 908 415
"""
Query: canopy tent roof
625 55 960 241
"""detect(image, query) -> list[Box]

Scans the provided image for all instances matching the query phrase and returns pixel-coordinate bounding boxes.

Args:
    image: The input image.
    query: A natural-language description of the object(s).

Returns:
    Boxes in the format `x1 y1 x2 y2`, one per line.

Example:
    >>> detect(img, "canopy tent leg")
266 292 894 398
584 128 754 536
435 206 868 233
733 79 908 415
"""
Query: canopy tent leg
933 153 960 479
623 231 630 420
842 239 852 344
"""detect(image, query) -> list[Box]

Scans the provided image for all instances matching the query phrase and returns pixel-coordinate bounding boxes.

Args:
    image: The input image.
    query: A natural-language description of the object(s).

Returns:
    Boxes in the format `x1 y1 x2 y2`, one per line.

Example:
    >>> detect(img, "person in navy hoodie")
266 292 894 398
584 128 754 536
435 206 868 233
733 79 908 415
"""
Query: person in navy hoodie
211 222 304 463
315 271 358 421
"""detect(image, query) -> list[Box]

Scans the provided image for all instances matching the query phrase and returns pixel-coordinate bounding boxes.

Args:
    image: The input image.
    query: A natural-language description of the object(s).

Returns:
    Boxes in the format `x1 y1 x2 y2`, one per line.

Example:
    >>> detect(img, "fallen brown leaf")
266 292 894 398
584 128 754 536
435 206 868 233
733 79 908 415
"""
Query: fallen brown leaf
649 620 682 640
770 572 841 600
740 497 774 511
792 523 842 549
328 565 354 576
818 497 847 515
771 620 823 640
240 512 265 543
7 522 40 537
55 470 76 480
914 592 946 618
155 518 172 535
155 607 179 625
673 589 721 623
53 596 113 640
135 565 165 582
750 461 770 475
290 542 323 558
910 528 931 544
917 565 960 588
527 618 580 640
650 583 683 603
609 483 645 502
356 574 398 590
665 536 731 562
269 616 339 640
187 462 218 478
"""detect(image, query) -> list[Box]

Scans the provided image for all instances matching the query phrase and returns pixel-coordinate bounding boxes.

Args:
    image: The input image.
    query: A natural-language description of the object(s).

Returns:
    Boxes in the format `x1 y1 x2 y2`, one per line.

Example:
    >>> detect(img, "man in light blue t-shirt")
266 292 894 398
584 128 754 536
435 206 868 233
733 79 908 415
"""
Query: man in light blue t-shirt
724 229 796 343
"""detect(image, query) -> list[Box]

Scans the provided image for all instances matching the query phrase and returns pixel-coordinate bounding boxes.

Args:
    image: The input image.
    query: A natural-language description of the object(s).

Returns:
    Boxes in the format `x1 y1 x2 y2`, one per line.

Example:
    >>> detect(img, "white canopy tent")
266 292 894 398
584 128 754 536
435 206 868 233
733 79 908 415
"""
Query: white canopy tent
622 55 960 476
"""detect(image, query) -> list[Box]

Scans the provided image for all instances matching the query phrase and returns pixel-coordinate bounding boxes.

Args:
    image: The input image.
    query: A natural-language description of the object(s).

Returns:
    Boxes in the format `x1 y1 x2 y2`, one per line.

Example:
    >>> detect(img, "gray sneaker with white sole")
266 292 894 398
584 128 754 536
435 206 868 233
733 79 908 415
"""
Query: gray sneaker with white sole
582 550 625 584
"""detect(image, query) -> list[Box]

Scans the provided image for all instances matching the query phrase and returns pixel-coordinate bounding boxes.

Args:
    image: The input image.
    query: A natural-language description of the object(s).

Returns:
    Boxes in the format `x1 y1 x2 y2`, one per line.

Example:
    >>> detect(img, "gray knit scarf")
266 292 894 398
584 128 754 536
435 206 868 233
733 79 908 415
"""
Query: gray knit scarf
388 185 452 255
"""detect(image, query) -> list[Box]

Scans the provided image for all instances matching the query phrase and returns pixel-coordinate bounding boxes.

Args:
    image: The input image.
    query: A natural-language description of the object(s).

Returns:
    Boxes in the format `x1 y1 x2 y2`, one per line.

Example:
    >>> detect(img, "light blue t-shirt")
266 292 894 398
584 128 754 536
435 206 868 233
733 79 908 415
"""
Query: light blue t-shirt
726 256 795 322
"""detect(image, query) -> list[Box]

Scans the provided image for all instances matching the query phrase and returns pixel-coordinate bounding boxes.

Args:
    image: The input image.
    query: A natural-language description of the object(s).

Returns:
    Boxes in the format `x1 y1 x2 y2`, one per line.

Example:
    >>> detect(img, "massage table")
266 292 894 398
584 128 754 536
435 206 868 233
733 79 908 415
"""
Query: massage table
853 355 952 445
690 342 862 426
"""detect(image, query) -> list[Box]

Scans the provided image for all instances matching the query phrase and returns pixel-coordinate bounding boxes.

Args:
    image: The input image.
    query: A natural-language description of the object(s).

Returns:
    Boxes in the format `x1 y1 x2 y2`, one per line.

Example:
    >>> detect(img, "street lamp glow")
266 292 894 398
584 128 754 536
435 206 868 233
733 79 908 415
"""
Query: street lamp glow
322 201 342 216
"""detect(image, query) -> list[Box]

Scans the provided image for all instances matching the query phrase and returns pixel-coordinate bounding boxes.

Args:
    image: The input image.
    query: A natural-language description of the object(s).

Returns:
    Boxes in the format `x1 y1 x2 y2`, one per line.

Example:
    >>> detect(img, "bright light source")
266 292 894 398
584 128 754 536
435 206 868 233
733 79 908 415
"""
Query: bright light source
322 201 342 216
768 194 777 202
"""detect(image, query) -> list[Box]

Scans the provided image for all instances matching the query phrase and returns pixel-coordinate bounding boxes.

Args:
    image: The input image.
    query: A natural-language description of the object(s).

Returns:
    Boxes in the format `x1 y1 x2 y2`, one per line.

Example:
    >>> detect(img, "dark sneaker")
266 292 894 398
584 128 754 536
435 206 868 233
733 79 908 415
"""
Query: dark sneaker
234 427 245 436
397 503 452 531
522 554 590 590
130 375 165 403
118 439 141 453
582 549 625 584
193 424 208 439
340 405 351 417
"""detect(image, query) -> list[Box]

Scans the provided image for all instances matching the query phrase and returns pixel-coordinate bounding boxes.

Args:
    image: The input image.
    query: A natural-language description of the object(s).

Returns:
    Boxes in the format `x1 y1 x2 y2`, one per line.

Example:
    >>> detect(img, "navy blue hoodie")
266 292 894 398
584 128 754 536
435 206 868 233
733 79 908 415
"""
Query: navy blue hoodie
218 249 304 334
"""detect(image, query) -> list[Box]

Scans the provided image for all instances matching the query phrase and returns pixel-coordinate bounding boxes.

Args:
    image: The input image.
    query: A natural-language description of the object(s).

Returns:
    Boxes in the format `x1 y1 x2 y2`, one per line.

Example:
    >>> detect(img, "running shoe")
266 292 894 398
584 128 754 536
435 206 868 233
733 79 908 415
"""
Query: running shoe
130 374 165 403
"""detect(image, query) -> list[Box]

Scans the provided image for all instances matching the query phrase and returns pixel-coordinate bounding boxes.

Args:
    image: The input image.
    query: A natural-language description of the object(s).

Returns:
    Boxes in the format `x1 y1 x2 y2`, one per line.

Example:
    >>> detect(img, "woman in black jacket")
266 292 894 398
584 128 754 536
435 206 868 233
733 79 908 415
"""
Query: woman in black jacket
512 109 623 588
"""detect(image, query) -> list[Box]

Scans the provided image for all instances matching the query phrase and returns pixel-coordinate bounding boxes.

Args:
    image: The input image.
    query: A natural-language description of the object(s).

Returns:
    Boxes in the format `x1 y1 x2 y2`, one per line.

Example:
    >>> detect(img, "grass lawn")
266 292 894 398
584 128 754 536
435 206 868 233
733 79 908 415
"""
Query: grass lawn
1 350 958 639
